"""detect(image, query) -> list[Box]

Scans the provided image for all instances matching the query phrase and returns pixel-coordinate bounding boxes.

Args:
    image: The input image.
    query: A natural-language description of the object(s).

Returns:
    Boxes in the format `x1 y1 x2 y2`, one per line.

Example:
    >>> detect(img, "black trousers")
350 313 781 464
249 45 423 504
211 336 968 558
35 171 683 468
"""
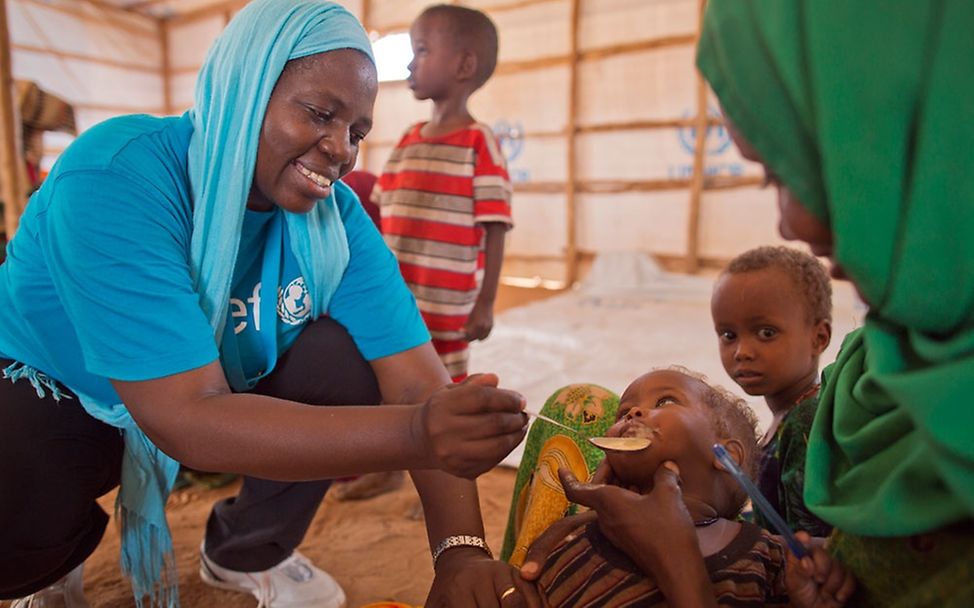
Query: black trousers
0 317 381 597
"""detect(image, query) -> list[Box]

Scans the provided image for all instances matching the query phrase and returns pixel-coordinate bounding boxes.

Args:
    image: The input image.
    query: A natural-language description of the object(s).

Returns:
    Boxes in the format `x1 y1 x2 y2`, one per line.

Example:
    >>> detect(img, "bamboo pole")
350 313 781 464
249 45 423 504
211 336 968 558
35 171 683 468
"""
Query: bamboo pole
494 53 569 76
578 33 696 61
359 0 371 170
512 174 761 195
578 116 722 133
126 0 178 12
0 0 25 238
360 0 371 34
367 118 727 148
159 19 171 115
684 0 709 274
564 0 580 286
74 101 166 114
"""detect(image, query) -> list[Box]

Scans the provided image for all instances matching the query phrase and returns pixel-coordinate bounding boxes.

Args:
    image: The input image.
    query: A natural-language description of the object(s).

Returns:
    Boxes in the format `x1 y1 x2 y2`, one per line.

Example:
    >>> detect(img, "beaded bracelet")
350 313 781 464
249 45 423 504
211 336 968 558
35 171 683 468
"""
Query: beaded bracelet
431 535 493 569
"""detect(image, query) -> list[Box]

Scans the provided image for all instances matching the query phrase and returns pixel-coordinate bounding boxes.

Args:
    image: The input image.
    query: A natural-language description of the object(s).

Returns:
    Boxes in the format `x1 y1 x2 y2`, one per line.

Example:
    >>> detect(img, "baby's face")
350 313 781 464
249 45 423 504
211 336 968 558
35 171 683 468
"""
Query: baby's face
604 370 718 491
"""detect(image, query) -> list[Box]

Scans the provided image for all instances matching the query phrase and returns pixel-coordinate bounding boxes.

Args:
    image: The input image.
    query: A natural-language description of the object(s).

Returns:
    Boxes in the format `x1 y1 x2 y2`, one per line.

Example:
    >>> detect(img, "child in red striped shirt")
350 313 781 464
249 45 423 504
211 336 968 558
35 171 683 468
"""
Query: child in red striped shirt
373 4 512 381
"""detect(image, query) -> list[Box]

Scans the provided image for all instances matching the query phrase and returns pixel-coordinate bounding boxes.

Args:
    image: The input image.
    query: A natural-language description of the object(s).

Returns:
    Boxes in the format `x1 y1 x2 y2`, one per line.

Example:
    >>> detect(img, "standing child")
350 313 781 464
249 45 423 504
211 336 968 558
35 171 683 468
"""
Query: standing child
710 246 833 537
374 4 512 381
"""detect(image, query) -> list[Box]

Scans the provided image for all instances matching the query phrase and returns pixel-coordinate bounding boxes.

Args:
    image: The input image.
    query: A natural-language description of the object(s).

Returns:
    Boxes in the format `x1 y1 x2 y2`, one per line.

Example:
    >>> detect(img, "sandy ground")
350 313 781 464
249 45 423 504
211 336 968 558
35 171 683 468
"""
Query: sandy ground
79 468 519 607
26 285 560 608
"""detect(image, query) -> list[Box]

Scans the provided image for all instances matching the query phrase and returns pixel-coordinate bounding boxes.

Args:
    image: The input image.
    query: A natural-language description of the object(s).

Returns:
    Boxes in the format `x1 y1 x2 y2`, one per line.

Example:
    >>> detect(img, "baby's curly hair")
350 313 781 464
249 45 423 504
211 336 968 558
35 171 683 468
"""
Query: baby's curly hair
665 366 759 516
724 245 832 324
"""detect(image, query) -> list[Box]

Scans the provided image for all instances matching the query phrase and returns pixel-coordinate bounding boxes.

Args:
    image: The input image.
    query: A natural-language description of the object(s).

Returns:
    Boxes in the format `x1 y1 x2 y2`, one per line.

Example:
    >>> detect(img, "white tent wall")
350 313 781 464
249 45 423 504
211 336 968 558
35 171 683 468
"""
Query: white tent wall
7 0 784 275
167 13 228 110
8 0 162 173
362 0 783 285
165 1 365 111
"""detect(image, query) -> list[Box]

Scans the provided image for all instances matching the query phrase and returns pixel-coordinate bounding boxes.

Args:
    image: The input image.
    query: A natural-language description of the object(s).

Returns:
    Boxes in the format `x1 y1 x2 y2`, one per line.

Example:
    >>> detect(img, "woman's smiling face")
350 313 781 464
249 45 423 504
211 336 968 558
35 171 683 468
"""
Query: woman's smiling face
248 49 377 213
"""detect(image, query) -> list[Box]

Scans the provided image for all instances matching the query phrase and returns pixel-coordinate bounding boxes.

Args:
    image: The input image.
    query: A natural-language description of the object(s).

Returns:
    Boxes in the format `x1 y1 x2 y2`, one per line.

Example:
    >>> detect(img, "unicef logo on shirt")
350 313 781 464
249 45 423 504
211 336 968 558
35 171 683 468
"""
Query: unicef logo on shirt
277 277 311 325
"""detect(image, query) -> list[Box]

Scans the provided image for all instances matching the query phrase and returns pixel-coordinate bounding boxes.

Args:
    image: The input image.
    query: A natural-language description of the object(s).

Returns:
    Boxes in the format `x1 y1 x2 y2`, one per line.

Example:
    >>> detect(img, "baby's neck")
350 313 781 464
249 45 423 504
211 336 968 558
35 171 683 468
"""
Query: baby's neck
683 494 721 525
695 518 742 558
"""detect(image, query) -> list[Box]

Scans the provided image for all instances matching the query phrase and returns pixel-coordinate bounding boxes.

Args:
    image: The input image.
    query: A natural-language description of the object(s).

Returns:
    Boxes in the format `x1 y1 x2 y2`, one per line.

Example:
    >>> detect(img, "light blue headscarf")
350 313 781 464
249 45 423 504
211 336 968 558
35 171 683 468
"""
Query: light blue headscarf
96 2 375 605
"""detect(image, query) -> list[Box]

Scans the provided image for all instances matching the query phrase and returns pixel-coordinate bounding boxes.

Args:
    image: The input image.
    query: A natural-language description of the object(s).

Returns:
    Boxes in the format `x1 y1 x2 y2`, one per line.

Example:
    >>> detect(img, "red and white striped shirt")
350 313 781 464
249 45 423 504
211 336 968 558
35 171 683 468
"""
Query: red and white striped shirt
374 122 513 379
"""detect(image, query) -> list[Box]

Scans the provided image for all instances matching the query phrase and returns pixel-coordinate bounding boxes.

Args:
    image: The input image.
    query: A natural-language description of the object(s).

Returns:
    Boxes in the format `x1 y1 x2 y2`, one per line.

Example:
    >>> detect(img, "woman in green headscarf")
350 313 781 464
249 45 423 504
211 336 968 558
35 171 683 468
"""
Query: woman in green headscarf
697 1 974 605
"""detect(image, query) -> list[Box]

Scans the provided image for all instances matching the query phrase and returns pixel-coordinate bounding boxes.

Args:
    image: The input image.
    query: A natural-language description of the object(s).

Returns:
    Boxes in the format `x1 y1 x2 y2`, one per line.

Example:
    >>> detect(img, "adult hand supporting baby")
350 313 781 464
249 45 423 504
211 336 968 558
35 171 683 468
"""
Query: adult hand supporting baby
415 373 528 478
548 463 717 608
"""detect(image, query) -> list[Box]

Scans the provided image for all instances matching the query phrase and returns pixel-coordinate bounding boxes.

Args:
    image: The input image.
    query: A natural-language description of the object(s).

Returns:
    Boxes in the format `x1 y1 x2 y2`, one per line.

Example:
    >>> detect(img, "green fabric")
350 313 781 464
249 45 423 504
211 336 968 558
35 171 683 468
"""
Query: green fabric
828 524 974 608
500 384 619 562
755 395 830 538
697 0 974 537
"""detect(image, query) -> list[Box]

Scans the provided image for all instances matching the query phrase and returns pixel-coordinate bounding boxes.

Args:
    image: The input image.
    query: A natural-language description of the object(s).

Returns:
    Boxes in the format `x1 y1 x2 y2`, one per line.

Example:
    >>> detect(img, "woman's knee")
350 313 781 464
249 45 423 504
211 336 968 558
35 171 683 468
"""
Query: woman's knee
253 316 381 405
0 379 121 595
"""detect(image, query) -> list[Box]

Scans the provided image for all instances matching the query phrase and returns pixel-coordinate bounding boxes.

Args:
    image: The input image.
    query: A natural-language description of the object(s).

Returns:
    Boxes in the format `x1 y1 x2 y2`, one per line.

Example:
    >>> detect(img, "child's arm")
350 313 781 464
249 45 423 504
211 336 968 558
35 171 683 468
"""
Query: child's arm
785 531 855 607
464 222 506 341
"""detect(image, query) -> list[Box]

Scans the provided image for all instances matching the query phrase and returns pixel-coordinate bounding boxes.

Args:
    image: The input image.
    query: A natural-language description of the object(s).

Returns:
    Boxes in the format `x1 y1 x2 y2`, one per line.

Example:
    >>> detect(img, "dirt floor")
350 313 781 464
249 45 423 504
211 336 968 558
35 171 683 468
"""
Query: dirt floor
80 468 519 607
30 285 563 607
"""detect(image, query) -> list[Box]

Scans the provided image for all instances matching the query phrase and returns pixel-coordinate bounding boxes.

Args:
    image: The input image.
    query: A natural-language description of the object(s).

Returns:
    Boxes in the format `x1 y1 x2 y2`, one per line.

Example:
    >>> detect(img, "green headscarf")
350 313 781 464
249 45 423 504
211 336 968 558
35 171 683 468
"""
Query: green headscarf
697 1 974 536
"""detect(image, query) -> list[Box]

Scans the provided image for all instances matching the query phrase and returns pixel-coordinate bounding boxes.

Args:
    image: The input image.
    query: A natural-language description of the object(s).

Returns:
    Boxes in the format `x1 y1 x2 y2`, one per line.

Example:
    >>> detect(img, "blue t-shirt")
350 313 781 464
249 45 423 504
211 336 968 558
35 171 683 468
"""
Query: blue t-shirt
0 113 429 406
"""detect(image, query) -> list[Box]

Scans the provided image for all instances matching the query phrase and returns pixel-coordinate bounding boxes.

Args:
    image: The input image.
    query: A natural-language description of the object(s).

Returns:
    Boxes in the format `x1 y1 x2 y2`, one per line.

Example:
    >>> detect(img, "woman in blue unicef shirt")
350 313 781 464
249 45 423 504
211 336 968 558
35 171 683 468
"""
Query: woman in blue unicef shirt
0 2 529 607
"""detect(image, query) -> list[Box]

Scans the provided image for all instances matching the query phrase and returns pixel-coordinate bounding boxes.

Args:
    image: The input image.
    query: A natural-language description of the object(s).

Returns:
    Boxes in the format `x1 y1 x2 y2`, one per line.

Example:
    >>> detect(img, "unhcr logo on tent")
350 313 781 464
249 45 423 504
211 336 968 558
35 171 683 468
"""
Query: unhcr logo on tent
677 105 733 156
669 105 742 179
493 120 530 183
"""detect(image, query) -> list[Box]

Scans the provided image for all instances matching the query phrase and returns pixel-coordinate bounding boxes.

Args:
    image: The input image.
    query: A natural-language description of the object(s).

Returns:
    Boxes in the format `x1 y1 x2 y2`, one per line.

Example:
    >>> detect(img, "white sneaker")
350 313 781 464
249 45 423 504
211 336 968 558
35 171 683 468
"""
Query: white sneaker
10 563 90 608
199 543 347 608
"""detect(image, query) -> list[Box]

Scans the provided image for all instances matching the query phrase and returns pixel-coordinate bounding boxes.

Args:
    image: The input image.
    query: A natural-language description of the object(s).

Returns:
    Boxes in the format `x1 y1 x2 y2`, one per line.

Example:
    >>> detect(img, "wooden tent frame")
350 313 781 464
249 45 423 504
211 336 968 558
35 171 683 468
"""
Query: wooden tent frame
3 0 741 275
357 0 741 284
0 0 26 238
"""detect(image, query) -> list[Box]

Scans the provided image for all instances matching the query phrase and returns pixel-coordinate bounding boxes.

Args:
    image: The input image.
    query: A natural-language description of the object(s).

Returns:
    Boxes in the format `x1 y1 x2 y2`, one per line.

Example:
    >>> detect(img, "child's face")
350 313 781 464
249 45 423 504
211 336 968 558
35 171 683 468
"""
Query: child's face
602 370 719 491
407 12 462 102
711 268 828 404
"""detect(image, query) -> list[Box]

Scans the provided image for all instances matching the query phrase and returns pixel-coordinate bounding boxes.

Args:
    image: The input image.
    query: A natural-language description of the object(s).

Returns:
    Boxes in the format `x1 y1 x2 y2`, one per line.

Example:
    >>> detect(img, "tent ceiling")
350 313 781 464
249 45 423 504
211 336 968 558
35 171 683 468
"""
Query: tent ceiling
92 0 237 19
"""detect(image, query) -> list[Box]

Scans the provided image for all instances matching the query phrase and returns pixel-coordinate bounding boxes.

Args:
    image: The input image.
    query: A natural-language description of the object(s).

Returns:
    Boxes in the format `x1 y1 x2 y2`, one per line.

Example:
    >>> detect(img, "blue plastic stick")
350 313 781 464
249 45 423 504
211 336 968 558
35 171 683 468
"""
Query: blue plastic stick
712 443 808 559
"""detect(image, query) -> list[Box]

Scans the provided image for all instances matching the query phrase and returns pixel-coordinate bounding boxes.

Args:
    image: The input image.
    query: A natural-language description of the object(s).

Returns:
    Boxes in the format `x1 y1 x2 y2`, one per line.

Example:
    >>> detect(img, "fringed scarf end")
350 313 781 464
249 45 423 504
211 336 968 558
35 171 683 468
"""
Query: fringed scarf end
117 500 180 608
3 361 73 401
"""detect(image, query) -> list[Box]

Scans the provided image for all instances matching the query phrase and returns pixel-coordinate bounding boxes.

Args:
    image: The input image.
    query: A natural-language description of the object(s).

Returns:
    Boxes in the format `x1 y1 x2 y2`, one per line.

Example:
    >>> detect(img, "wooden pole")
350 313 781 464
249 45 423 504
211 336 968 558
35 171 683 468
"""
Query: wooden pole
0 0 26 239
685 0 709 274
359 0 371 171
361 0 371 35
564 0 580 286
159 19 172 115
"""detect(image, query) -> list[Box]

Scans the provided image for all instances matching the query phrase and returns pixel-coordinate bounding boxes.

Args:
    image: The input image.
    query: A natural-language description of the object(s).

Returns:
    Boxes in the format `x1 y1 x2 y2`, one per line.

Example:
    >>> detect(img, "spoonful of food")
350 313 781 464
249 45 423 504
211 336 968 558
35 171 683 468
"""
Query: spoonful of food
523 411 652 452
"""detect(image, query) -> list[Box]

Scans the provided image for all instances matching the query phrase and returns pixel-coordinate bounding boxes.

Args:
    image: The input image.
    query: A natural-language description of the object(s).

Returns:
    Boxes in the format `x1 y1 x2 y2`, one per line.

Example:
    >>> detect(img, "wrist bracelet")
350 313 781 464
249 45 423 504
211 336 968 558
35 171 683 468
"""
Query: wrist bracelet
431 535 492 569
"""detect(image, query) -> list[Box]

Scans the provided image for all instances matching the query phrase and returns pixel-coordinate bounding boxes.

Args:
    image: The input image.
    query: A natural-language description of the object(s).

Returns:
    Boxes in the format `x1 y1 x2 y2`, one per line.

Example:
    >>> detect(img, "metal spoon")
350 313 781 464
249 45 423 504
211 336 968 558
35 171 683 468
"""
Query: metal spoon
588 436 652 452
524 411 652 452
